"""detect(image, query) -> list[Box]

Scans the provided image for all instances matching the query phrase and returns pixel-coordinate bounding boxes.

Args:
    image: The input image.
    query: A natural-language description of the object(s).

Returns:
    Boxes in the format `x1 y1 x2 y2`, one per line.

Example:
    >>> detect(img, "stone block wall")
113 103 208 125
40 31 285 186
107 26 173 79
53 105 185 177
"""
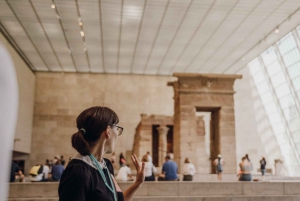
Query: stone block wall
169 73 242 173
30 73 175 167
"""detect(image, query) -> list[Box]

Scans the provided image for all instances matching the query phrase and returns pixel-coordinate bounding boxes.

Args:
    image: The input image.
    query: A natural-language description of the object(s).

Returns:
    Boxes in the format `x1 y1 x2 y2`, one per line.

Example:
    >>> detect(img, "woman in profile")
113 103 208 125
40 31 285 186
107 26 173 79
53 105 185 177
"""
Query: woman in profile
59 106 145 201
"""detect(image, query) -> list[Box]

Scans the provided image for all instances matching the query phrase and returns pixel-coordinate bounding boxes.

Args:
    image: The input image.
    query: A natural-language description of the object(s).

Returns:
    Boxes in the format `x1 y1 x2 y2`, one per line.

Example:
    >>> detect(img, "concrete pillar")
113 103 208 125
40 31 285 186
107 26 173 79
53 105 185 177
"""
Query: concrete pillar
157 126 169 167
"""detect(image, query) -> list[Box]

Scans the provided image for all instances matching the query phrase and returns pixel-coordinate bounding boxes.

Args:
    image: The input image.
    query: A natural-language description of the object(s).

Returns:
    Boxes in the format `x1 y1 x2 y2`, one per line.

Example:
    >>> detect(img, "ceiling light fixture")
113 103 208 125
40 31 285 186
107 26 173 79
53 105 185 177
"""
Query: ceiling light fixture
275 28 280 34
51 4 55 9
80 31 84 37
79 22 82 26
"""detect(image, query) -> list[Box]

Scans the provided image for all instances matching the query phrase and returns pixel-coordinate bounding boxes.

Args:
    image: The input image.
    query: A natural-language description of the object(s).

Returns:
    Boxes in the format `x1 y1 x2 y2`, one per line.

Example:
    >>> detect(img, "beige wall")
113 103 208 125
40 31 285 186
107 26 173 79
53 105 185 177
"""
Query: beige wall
30 72 176 166
0 32 35 154
234 67 268 172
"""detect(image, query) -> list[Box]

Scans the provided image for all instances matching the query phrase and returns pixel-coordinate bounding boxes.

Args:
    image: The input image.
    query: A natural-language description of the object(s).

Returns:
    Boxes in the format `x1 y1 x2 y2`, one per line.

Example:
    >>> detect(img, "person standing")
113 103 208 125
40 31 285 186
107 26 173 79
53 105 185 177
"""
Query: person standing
182 158 196 181
213 154 224 181
58 106 145 201
260 157 267 181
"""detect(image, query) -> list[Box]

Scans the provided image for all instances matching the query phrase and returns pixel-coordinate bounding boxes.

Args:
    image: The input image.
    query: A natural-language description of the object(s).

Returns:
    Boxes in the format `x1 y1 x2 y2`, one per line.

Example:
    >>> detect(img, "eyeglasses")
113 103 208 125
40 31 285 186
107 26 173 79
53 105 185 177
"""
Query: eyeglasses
114 125 124 136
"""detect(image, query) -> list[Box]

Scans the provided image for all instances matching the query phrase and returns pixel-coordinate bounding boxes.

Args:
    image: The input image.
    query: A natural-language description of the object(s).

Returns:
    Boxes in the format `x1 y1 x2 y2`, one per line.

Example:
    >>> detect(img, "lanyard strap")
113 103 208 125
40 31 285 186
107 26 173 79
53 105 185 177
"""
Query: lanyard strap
89 154 117 201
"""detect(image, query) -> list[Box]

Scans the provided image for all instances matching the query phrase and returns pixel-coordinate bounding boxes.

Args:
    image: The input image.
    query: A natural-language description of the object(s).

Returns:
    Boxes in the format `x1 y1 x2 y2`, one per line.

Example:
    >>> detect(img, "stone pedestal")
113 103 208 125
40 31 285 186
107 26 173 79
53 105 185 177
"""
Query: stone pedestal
157 126 169 167
168 73 242 173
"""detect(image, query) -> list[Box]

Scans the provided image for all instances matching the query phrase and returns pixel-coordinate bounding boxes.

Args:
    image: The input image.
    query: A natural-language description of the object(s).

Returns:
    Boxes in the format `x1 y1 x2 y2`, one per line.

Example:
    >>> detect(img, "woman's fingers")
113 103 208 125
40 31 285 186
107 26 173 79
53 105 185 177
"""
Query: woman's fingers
141 161 145 172
131 154 138 167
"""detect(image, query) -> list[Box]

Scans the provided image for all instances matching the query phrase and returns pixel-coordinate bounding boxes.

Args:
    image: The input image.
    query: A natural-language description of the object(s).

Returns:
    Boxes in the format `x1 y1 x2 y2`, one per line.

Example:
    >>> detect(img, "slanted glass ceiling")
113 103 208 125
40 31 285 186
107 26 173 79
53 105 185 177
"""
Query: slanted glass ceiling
248 25 300 176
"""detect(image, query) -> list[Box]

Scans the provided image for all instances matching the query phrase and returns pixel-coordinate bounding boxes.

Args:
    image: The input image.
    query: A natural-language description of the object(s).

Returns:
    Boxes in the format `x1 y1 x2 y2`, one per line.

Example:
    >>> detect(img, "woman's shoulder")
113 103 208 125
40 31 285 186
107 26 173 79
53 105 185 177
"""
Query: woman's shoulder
66 159 94 172
60 159 95 183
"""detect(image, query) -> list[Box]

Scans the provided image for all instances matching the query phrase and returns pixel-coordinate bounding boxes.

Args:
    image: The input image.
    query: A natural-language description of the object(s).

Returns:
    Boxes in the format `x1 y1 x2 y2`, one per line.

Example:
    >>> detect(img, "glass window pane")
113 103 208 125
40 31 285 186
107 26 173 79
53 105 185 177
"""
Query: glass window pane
283 106 298 120
268 112 282 124
289 117 300 132
265 102 277 113
266 61 282 76
277 33 296 55
248 58 262 75
295 131 300 143
274 83 291 98
252 71 266 85
292 76 300 91
257 81 269 94
260 91 273 104
261 47 277 65
270 73 286 87
272 122 286 134
278 94 295 109
287 62 300 79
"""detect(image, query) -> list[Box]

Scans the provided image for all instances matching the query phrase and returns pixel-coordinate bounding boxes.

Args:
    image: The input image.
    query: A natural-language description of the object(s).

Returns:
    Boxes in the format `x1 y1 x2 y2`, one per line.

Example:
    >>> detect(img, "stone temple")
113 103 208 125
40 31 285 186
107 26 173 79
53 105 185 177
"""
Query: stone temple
1 1 300 200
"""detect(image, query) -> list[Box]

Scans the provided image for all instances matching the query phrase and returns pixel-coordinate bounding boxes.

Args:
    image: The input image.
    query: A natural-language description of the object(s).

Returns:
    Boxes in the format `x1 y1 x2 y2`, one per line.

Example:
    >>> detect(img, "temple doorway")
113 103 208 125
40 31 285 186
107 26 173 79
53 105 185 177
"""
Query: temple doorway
196 107 221 173
152 124 173 167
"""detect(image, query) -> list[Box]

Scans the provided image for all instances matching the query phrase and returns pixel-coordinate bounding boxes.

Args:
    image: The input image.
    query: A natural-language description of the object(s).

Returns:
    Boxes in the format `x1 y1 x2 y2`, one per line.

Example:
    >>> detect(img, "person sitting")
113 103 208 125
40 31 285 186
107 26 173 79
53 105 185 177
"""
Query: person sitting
159 156 178 181
10 161 24 182
182 158 196 181
29 164 50 182
238 157 252 181
115 164 133 181
51 160 65 181
142 155 156 181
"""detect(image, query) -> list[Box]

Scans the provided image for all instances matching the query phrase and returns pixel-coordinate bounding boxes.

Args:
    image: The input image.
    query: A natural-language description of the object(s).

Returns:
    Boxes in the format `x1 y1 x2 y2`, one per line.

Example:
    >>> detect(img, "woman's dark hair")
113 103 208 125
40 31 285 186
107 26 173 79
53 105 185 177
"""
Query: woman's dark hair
184 158 190 163
71 106 119 155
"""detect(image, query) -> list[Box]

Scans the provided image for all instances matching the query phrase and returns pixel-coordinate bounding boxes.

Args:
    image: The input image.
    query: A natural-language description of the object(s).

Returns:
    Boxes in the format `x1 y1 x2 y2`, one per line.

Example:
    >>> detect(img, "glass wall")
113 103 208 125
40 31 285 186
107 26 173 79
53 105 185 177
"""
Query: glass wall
248 26 300 176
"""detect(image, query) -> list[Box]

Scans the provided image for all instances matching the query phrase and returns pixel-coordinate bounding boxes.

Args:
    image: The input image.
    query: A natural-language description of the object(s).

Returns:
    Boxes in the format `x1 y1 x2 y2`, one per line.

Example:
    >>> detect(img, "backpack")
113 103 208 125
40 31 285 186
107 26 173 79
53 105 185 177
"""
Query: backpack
217 160 223 172
29 165 43 176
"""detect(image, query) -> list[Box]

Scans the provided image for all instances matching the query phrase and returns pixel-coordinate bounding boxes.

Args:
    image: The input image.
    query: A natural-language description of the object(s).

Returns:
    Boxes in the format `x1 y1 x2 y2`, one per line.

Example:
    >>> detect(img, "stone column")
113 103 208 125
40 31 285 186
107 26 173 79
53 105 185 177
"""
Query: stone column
157 126 169 167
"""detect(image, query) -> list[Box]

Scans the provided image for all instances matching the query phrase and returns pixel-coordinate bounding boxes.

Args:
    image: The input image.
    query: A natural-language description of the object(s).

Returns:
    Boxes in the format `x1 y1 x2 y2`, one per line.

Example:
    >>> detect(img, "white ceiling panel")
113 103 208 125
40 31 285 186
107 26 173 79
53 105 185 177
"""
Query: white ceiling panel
144 0 192 74
118 0 145 73
1 0 300 75
131 0 168 73
101 0 122 73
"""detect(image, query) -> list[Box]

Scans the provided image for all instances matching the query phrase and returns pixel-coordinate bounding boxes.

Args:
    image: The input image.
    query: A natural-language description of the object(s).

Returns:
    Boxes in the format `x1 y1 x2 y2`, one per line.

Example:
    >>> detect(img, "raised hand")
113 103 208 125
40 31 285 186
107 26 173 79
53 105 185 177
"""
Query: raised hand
131 154 145 184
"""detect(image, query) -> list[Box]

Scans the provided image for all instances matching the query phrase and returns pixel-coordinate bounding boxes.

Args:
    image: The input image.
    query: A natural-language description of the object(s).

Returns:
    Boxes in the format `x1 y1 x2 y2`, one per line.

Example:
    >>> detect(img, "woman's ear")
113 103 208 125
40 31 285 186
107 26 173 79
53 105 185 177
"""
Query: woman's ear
105 126 111 139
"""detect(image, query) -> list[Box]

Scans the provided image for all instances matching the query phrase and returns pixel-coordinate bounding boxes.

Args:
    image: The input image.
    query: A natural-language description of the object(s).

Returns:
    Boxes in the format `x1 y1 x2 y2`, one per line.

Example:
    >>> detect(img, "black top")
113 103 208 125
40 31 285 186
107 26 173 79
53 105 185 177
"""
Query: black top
59 158 124 201
260 159 267 169
10 162 19 182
